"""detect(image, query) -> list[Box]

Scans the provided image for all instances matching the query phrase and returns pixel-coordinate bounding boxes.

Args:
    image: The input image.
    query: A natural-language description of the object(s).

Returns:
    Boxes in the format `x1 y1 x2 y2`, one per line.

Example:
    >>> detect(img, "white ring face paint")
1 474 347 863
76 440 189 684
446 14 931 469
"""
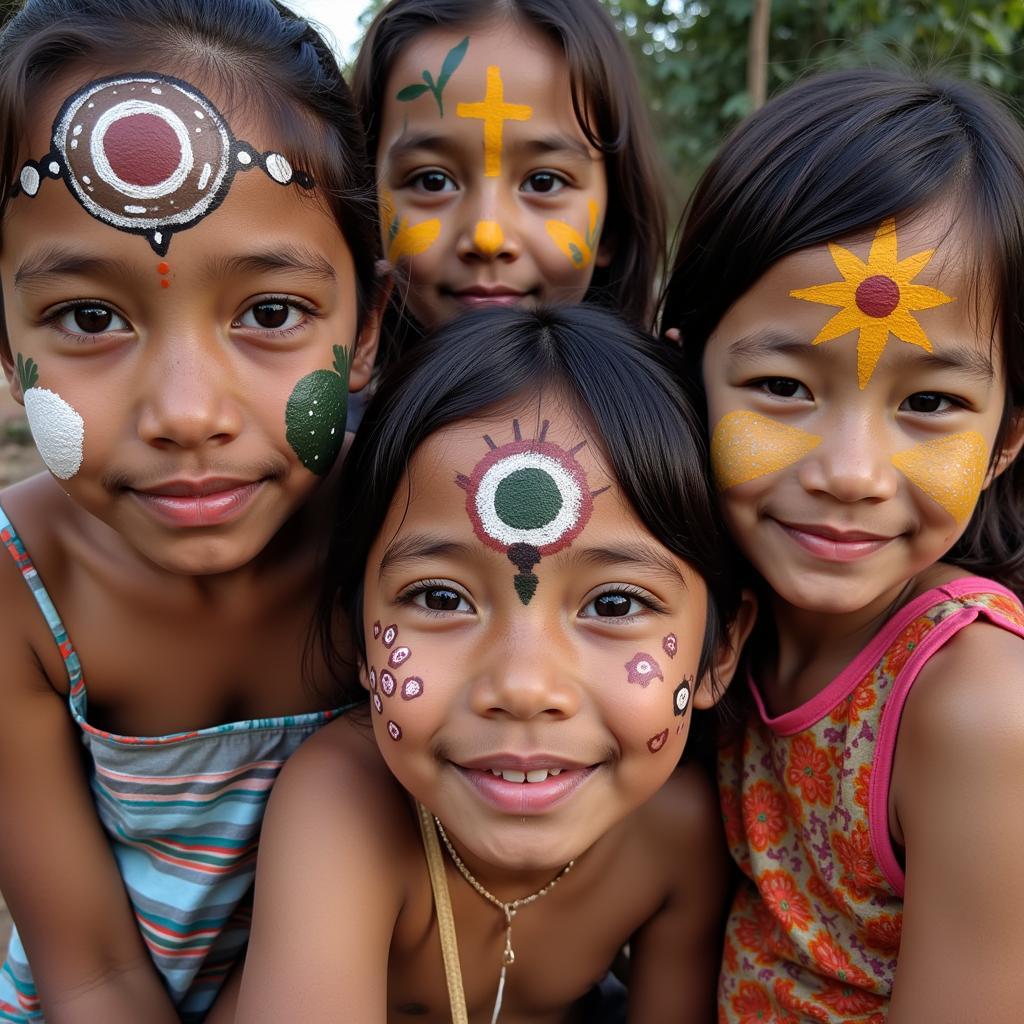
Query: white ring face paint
24 387 85 480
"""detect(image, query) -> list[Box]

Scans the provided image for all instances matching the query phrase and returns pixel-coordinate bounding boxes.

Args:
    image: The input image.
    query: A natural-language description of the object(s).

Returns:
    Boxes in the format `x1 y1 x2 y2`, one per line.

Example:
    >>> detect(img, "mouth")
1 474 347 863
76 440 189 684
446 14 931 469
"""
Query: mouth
444 285 532 308
774 519 896 562
454 756 598 814
129 478 266 528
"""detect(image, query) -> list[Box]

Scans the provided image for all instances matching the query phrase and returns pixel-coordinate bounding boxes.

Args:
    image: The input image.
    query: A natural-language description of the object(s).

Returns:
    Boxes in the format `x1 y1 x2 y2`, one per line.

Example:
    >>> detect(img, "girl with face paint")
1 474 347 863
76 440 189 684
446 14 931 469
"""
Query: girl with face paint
0 1 385 1021
661 68 1024 1023
238 306 756 1023
351 0 668 365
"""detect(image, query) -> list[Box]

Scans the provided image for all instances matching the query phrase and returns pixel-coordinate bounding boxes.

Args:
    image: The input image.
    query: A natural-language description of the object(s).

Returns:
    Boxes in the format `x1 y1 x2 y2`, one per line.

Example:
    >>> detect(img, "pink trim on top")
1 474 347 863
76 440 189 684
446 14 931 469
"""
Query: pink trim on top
868 578 1023 896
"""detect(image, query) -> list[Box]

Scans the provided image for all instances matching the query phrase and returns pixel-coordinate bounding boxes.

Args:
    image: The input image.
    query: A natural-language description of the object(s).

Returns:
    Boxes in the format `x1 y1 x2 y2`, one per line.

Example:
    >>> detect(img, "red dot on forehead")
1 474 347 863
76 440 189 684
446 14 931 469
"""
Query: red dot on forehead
855 274 900 318
102 113 182 187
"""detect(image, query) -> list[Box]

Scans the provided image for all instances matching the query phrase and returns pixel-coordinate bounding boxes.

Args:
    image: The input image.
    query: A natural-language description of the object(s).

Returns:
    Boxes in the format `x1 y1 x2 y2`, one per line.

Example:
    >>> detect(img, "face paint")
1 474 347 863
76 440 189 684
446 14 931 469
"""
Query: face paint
157 261 170 288
389 646 411 668
474 220 504 255
456 418 605 604
369 668 378 692
545 199 601 269
387 720 403 741
373 693 383 714
892 431 988 524
373 621 382 640
662 634 677 659
456 66 533 177
790 218 954 389
15 73 314 255
285 344 350 476
382 624 398 649
380 670 396 697
711 410 821 491
625 653 663 688
16 354 84 480
381 188 441 263
401 677 424 701
673 677 692 718
647 729 668 754
395 36 469 117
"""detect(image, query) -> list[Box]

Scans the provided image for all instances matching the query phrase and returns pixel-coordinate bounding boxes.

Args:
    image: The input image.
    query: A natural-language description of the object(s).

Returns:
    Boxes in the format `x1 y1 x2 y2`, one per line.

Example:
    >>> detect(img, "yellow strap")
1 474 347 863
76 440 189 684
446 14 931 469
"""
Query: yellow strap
417 801 470 1024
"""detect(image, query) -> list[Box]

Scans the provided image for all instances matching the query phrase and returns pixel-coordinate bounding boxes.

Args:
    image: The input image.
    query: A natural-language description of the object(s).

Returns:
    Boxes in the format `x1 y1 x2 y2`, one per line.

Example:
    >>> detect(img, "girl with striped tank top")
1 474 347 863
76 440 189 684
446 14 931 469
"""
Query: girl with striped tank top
0 0 383 1020
661 68 1024 1022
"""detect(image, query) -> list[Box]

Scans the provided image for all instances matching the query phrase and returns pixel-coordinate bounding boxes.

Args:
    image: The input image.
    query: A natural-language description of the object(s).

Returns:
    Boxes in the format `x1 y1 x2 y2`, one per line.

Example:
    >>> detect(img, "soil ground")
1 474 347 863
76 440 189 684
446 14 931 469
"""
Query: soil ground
0 383 43 949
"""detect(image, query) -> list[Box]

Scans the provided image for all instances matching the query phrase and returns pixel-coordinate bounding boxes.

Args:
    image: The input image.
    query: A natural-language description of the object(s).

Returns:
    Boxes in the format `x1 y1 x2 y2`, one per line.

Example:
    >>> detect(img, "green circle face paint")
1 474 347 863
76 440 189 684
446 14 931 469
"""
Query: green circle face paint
285 345 350 476
493 466 563 530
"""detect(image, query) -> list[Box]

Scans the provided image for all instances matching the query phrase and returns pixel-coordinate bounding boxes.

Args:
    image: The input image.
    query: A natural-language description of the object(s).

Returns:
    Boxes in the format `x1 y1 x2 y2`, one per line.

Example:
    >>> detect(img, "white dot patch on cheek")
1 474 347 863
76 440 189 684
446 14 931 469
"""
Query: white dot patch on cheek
23 387 85 480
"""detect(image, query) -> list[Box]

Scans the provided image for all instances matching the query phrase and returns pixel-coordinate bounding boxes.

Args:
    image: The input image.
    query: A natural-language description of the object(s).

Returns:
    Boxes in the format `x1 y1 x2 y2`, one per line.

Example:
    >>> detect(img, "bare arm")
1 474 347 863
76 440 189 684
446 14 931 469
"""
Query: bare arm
627 763 730 1024
0 569 178 1023
235 716 408 1023
889 623 1024 1022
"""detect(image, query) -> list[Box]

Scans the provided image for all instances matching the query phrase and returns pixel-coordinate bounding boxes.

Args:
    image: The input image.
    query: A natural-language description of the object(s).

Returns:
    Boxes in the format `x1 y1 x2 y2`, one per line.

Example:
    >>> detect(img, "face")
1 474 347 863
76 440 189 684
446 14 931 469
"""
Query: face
1 70 379 575
376 19 610 330
362 404 736 879
702 210 1021 618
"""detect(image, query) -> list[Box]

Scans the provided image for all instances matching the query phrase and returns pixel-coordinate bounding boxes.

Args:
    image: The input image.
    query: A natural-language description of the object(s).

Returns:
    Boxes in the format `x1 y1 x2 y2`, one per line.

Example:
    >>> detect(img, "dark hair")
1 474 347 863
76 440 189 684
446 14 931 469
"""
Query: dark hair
0 0 380 357
322 304 741 705
661 67 1024 595
352 0 666 343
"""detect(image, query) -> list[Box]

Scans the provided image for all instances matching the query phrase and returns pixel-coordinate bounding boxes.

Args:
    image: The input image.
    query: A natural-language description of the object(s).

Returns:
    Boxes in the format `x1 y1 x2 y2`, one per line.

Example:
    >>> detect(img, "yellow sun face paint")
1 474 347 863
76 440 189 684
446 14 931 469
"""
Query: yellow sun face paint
474 220 504 255
456 66 533 177
892 431 988 524
380 188 441 263
711 410 822 490
546 199 601 269
790 218 955 389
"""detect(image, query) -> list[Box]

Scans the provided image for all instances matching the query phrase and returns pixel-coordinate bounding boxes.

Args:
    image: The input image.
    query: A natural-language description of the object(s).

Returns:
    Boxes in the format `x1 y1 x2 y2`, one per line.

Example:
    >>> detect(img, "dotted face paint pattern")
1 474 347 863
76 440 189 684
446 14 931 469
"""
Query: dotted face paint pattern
401 677 424 701
387 721 402 741
625 653 663 688
16 355 84 480
456 66 533 177
389 647 411 668
380 671 397 698
382 625 398 649
789 217 954 389
16 73 314 255
711 410 821 491
456 419 606 604
662 634 677 659
892 431 988 524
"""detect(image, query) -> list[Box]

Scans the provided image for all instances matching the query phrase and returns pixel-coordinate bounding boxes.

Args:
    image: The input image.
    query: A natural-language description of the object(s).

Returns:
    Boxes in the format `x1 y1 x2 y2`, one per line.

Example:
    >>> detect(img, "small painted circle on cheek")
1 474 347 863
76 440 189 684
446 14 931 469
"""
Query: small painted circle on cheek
662 634 677 659
673 679 692 716
380 671 396 697
373 621 382 640
647 729 668 753
373 693 383 714
382 624 398 649
401 677 424 701
368 668 377 692
387 720 402 741
625 652 663 688
389 646 411 668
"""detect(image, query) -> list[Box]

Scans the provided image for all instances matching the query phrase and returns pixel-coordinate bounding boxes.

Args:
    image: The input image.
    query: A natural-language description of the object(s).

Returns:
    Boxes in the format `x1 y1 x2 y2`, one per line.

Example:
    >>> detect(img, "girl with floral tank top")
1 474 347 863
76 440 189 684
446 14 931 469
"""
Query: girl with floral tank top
661 67 1024 1022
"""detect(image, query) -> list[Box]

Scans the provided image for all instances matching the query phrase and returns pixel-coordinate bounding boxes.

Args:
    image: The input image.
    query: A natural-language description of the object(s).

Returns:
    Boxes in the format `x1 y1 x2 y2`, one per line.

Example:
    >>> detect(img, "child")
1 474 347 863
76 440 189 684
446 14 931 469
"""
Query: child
0 0 382 1020
236 305 756 1023
661 68 1024 1021
352 0 666 351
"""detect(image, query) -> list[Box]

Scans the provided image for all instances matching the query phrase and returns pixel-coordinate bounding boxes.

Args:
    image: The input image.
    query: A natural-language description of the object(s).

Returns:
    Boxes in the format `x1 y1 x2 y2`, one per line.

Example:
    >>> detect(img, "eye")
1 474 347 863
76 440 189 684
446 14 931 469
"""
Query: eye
580 589 651 619
235 300 307 332
521 172 566 195
755 377 811 400
402 581 474 614
54 303 129 336
411 170 457 194
900 391 958 414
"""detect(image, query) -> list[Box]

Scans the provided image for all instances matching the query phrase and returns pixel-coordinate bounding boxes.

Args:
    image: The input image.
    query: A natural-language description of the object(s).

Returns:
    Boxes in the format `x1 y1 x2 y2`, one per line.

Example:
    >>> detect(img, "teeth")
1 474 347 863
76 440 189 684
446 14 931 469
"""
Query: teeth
487 768 566 783
549 769 562 776
526 770 549 783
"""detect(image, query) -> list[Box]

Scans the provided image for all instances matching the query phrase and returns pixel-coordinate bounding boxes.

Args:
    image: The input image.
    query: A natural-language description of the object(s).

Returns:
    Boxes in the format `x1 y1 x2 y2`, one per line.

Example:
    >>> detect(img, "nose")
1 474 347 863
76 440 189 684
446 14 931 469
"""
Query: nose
469 626 581 721
456 187 521 263
798 413 899 503
136 335 243 450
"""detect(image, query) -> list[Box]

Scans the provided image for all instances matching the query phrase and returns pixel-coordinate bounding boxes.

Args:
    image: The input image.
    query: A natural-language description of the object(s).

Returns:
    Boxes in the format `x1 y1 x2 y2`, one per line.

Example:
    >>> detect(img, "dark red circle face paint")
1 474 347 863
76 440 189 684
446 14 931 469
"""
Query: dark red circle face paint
855 274 900 318
102 113 183 187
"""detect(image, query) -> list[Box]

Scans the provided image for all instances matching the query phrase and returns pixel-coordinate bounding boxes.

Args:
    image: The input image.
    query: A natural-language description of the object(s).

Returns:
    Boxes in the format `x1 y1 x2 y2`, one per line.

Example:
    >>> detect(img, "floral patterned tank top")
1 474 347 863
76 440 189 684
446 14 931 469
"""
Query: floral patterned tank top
717 578 1024 1023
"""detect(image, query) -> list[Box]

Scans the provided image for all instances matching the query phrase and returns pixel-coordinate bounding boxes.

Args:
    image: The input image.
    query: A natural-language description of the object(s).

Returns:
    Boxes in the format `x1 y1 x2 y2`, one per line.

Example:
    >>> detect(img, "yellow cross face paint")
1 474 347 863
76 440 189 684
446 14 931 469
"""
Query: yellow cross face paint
892 431 988 524
711 410 822 490
474 220 504 255
456 66 533 177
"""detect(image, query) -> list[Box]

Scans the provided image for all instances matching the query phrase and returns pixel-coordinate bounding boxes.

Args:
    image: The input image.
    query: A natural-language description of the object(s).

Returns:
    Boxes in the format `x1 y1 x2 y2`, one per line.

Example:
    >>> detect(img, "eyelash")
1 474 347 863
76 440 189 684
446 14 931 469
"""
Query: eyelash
41 300 131 342
396 579 473 616
232 295 321 337
582 584 666 620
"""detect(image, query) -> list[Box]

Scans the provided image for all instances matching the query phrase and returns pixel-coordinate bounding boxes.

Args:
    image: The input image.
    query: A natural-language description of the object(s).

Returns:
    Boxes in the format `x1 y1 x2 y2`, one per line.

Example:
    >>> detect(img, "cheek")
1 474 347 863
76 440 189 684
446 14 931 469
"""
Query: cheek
544 198 602 272
892 431 988 525
23 384 86 480
710 410 821 491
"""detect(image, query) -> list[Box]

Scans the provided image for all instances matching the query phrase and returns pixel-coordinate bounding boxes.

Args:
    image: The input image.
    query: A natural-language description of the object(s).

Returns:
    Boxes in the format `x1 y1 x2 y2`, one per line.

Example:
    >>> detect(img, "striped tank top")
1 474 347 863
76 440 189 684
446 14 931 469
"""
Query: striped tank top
0 504 343 1022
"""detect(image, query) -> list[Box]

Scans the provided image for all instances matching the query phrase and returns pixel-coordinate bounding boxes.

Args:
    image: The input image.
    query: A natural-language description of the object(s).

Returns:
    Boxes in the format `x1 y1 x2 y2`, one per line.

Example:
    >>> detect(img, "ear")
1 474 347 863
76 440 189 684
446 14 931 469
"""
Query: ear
662 327 682 347
1 347 24 405
348 262 393 393
692 588 757 710
358 659 371 694
984 409 1024 486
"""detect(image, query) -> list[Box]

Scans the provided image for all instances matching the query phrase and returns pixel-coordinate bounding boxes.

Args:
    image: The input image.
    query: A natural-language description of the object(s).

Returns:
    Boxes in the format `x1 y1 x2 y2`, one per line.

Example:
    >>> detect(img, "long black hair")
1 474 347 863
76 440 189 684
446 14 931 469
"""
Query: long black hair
661 67 1024 595
322 304 741 704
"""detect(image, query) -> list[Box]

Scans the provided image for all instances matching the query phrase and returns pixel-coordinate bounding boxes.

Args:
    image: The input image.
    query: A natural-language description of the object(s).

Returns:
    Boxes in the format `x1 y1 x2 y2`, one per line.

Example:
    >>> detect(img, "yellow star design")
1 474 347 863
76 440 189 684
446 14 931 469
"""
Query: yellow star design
790 218 954 388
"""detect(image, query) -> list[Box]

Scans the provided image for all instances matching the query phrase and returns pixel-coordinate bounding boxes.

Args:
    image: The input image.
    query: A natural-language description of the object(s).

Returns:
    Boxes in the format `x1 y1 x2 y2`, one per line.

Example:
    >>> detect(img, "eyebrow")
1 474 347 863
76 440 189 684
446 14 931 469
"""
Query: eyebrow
14 247 137 291
568 542 689 589
386 131 460 162
727 329 812 361
378 533 477 577
511 134 594 162
205 246 336 283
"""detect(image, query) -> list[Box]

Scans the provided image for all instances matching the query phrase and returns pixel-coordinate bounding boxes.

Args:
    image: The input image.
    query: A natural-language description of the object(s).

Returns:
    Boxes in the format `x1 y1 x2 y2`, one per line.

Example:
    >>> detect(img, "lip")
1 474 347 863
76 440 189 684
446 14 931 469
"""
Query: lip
446 285 529 308
455 757 597 815
130 479 265 528
775 519 895 562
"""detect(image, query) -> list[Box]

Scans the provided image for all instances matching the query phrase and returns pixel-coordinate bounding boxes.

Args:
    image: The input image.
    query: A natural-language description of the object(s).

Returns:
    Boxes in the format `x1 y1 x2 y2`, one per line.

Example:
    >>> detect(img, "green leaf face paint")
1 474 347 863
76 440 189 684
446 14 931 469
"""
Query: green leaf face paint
285 345 351 476
395 36 470 118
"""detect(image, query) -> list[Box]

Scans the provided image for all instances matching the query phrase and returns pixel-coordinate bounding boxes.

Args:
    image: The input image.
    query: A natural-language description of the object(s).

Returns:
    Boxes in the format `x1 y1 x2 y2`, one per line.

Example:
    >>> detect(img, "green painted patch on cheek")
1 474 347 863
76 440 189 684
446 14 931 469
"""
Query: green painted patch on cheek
285 345 351 475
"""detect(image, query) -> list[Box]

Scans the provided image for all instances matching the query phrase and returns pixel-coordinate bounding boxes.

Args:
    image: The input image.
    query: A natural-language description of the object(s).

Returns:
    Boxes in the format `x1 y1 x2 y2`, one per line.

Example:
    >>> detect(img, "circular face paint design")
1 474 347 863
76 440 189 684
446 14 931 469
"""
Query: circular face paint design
389 647 411 668
19 73 314 256
387 720 402 741
647 729 668 754
625 653 663 688
373 693 383 714
673 678 692 717
368 668 377 693
400 677 424 701
382 624 398 649
379 670 397 697
373 621 382 640
662 634 677 659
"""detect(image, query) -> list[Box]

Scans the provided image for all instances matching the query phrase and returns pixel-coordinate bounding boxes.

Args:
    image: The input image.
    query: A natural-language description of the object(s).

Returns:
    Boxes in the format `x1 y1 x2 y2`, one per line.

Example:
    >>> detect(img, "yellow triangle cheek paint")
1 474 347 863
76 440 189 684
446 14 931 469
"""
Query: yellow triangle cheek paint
892 431 989 524
710 410 822 490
